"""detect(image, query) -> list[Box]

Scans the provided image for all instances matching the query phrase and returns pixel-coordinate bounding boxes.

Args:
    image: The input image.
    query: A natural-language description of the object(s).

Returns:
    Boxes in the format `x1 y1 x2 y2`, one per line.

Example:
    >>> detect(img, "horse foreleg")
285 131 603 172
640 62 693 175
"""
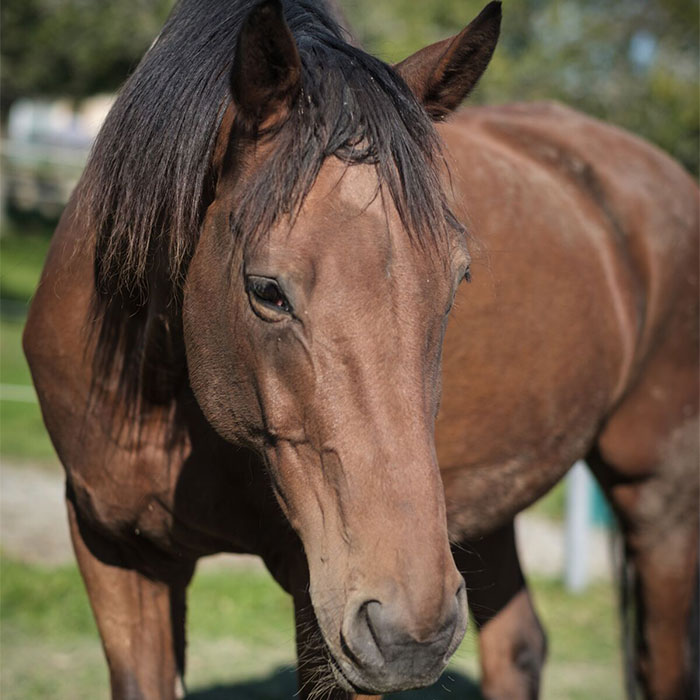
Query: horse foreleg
66 496 194 700
452 521 547 700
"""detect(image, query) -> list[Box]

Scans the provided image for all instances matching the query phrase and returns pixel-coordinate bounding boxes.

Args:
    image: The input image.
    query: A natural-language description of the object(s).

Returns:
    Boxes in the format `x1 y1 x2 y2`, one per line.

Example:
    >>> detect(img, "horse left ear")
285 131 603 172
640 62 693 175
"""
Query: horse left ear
394 1 501 121
230 0 302 127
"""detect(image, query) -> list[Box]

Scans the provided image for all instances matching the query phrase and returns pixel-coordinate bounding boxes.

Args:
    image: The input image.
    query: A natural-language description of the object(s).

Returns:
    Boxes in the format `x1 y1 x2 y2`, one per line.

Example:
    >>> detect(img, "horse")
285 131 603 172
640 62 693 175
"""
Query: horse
436 97 699 699
23 0 698 699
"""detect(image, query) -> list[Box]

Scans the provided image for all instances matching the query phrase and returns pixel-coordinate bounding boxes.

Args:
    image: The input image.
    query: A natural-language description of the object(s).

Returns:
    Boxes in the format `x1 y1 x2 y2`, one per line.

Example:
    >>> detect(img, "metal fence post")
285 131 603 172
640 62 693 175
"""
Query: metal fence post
565 460 592 593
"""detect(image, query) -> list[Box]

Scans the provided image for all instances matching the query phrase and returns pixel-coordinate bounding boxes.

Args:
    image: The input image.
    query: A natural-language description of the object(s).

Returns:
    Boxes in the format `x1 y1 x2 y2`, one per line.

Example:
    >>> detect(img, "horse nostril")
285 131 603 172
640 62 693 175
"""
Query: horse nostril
446 580 468 654
345 597 402 666
361 600 384 657
341 599 385 669
455 579 467 615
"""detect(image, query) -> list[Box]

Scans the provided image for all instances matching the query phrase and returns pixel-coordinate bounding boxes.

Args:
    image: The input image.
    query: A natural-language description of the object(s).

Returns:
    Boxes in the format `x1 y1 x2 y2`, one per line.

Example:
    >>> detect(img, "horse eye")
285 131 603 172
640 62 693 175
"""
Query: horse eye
246 276 292 314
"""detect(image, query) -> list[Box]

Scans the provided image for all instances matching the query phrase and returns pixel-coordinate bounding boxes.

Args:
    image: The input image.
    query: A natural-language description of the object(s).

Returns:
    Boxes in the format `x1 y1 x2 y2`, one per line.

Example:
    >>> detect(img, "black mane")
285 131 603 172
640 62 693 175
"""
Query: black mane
83 0 458 413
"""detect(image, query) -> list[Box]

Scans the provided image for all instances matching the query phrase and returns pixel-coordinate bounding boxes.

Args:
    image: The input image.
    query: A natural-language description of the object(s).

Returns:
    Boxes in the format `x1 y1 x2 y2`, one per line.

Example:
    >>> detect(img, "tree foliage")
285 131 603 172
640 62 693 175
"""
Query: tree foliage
1 0 171 114
2 0 698 175
344 0 699 175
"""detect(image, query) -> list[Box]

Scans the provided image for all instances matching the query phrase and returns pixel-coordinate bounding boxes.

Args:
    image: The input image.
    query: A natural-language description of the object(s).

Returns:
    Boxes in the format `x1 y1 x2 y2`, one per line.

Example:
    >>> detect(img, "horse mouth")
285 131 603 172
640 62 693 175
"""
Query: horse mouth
324 634 449 696
326 645 375 695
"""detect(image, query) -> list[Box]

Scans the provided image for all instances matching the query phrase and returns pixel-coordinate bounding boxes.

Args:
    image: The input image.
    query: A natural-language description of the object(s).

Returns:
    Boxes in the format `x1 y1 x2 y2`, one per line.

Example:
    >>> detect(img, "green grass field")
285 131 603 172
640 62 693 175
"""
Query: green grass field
0 226 52 304
1 223 56 462
1 554 623 700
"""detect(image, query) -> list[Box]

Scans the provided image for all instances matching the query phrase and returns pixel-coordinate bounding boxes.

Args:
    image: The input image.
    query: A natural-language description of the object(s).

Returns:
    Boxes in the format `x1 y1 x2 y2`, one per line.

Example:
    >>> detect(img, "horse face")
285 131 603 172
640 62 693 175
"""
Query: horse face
184 0 501 692
185 154 468 692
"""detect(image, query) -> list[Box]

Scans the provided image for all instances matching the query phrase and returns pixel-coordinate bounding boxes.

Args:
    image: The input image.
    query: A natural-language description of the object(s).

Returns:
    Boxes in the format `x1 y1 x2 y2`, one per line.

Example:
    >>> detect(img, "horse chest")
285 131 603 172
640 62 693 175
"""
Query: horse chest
67 452 179 546
66 423 290 564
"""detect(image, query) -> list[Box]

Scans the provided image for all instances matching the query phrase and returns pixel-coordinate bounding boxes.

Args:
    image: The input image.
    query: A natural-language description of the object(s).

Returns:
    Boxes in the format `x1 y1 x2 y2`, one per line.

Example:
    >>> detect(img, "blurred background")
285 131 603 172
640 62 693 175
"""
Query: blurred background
1 0 698 698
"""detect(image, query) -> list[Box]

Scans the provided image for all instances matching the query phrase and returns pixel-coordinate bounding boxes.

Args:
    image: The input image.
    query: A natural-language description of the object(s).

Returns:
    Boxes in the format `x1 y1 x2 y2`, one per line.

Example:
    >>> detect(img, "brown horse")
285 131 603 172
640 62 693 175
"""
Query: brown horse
23 1 698 699
436 99 699 700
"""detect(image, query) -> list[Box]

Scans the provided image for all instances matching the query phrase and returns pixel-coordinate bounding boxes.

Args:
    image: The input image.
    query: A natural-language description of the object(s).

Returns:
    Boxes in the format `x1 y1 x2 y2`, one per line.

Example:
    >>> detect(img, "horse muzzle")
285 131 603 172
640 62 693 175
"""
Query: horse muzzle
329 580 468 693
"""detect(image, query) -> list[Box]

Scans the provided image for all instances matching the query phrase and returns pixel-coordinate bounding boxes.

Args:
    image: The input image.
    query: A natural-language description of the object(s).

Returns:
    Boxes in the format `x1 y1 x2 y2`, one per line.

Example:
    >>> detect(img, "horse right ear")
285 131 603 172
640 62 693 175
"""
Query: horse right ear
395 1 501 121
230 0 302 128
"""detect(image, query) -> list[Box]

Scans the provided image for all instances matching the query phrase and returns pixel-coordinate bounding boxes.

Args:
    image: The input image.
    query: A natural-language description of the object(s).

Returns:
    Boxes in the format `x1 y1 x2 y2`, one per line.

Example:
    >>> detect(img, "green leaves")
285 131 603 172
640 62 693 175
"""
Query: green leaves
1 0 171 113
345 0 699 176
1 0 697 175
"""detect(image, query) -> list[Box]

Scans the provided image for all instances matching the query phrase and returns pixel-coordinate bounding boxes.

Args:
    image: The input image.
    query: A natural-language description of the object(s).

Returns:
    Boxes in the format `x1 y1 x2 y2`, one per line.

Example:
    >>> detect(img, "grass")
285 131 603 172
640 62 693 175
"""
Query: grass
0 222 57 463
0 223 52 304
530 480 566 521
1 556 296 699
0 553 624 700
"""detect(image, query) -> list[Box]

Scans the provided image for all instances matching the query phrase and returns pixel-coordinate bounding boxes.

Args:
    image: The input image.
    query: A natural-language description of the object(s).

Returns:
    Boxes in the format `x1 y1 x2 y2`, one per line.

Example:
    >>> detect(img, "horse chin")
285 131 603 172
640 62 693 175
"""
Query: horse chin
324 636 446 695
327 653 373 694
328 652 445 695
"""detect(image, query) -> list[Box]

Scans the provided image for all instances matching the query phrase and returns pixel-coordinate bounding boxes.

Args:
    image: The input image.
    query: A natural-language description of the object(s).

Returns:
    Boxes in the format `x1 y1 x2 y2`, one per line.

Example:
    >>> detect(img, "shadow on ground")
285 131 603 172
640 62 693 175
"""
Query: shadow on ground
187 666 483 699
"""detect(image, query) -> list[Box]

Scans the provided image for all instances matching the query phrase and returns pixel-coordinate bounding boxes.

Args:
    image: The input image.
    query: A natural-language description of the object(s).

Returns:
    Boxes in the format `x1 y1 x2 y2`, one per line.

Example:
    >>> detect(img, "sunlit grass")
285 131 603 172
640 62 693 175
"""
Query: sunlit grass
0 223 52 304
1 315 56 461
0 225 57 463
1 554 622 699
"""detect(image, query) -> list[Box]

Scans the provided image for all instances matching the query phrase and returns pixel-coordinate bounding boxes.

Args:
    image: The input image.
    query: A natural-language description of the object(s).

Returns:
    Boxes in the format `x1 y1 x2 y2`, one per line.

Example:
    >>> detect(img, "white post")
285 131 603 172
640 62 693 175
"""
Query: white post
564 460 592 593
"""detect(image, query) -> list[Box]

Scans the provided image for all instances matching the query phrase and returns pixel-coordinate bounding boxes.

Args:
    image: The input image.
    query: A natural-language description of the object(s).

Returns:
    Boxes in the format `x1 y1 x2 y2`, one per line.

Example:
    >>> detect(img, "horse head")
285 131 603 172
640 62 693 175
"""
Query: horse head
183 0 500 692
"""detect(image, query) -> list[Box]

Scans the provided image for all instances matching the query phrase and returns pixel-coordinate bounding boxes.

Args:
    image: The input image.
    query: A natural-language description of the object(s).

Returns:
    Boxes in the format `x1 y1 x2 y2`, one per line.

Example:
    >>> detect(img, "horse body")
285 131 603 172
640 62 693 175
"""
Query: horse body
23 1 698 698
436 102 699 699
438 101 699 537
